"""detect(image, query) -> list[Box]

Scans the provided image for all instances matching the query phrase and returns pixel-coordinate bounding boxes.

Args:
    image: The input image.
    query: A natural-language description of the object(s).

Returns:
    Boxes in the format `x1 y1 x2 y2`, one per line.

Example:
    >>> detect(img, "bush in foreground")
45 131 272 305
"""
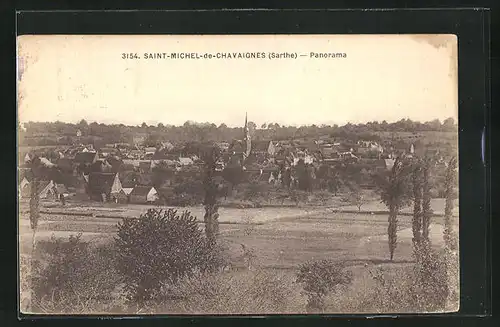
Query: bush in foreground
31 234 124 314
115 208 226 304
329 250 457 313
296 260 353 313
160 269 305 314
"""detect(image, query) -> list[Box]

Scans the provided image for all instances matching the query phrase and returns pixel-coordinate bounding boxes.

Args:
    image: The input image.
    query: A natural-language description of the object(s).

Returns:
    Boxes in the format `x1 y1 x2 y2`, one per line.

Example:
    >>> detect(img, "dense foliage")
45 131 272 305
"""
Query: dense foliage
296 260 353 312
19 118 458 147
375 158 413 261
115 208 224 303
32 235 120 313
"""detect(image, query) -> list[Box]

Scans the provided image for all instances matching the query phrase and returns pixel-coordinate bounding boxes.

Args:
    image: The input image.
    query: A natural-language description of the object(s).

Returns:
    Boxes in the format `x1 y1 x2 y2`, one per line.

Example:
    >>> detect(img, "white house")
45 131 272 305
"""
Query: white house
39 180 57 199
178 157 194 166
384 159 396 170
122 187 134 196
145 147 157 156
39 157 56 168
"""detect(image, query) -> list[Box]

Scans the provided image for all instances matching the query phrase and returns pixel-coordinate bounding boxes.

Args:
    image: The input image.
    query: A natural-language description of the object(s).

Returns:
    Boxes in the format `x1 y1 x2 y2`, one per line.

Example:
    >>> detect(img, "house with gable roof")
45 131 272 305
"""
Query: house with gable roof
129 185 159 204
87 172 123 202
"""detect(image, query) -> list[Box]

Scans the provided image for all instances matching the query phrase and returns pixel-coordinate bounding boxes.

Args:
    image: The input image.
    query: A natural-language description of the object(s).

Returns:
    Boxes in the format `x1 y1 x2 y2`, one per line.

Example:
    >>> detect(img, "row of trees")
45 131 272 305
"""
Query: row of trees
379 156 458 261
20 117 458 147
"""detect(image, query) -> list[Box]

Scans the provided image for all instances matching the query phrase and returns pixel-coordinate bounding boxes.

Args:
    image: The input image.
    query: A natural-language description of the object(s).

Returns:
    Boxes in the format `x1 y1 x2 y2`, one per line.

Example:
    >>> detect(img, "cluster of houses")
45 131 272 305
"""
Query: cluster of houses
18 115 448 205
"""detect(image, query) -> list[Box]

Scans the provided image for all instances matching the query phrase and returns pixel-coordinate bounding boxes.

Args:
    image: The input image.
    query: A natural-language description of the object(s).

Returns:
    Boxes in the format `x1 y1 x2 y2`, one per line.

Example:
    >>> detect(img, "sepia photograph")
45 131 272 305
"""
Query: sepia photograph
17 34 459 315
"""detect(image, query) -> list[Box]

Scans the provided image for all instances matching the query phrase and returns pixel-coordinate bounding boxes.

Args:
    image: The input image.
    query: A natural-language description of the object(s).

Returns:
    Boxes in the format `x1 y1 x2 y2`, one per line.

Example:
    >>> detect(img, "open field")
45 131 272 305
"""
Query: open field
18 199 459 314
18 199 458 268
19 196 458 221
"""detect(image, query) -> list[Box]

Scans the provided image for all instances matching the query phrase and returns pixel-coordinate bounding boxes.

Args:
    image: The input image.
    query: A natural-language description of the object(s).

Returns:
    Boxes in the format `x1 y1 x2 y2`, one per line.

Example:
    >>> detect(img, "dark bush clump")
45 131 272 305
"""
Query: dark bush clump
365 248 454 313
32 234 121 313
412 247 451 311
114 208 225 304
296 260 353 313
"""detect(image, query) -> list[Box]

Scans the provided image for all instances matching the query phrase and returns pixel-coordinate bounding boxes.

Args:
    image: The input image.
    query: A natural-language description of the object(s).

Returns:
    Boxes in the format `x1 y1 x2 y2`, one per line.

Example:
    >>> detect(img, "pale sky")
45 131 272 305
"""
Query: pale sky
17 34 458 128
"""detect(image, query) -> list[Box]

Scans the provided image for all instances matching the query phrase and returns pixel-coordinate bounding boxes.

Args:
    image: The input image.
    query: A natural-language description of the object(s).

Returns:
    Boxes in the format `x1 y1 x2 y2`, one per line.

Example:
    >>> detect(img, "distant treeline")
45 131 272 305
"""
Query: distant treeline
19 118 457 147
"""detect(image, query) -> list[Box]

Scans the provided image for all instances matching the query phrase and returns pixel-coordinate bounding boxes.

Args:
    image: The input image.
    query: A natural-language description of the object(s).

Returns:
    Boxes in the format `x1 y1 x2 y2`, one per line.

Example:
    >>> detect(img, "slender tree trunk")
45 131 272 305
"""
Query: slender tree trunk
412 164 423 256
443 157 458 310
388 204 398 261
386 158 405 262
203 148 219 245
29 172 39 312
421 160 432 244
443 157 457 251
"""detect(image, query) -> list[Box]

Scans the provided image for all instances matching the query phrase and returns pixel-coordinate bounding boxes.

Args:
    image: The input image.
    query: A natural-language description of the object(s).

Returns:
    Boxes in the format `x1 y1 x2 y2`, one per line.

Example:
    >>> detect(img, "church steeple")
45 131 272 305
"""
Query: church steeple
243 112 251 158
244 112 248 135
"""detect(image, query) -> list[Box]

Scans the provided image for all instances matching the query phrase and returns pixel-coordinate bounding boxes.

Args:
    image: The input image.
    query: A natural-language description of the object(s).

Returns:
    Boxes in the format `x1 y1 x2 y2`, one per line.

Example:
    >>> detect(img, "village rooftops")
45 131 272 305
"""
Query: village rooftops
178 157 194 166
252 140 273 152
57 158 74 170
100 147 119 154
74 151 98 165
129 185 155 197
87 172 122 196
121 179 137 188
152 152 178 161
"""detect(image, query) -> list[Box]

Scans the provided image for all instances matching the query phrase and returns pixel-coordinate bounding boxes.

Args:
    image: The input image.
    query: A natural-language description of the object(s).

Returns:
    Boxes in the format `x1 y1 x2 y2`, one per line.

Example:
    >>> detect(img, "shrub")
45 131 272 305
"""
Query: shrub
114 208 225 303
31 234 123 314
412 247 451 312
296 260 353 313
162 270 305 314
336 250 456 313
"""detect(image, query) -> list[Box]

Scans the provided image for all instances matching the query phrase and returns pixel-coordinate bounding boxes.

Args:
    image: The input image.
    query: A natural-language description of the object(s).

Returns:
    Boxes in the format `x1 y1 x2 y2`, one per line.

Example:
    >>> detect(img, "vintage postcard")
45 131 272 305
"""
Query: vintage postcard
17 34 459 315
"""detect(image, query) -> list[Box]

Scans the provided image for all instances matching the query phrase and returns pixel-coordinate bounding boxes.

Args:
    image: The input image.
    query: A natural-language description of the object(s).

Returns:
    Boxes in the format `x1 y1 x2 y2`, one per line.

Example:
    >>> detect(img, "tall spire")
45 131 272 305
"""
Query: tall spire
244 112 251 158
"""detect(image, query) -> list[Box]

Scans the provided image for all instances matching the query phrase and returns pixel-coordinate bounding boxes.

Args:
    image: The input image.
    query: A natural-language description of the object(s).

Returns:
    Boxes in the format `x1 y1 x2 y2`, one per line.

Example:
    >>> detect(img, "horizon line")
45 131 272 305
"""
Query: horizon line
18 116 457 129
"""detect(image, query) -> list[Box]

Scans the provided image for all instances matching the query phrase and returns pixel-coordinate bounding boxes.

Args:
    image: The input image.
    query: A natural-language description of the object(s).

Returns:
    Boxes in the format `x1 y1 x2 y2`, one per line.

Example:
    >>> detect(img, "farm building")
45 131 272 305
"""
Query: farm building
144 147 157 156
178 157 194 166
87 172 123 202
129 186 159 204
116 189 129 204
120 178 137 197
368 159 395 172
252 140 277 157
20 180 57 199
22 152 35 164
99 147 119 157
384 159 395 170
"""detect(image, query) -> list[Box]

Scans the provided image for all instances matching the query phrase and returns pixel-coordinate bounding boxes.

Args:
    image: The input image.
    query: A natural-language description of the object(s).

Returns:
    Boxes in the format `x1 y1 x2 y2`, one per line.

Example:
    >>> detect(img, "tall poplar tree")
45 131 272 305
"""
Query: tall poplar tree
443 157 458 251
28 155 41 311
202 145 221 245
380 157 411 261
443 156 459 310
412 161 423 254
421 158 433 244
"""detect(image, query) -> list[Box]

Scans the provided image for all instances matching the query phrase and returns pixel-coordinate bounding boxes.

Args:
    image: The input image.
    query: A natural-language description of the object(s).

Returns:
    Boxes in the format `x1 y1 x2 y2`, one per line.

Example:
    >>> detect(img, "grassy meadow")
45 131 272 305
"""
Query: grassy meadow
18 198 459 314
